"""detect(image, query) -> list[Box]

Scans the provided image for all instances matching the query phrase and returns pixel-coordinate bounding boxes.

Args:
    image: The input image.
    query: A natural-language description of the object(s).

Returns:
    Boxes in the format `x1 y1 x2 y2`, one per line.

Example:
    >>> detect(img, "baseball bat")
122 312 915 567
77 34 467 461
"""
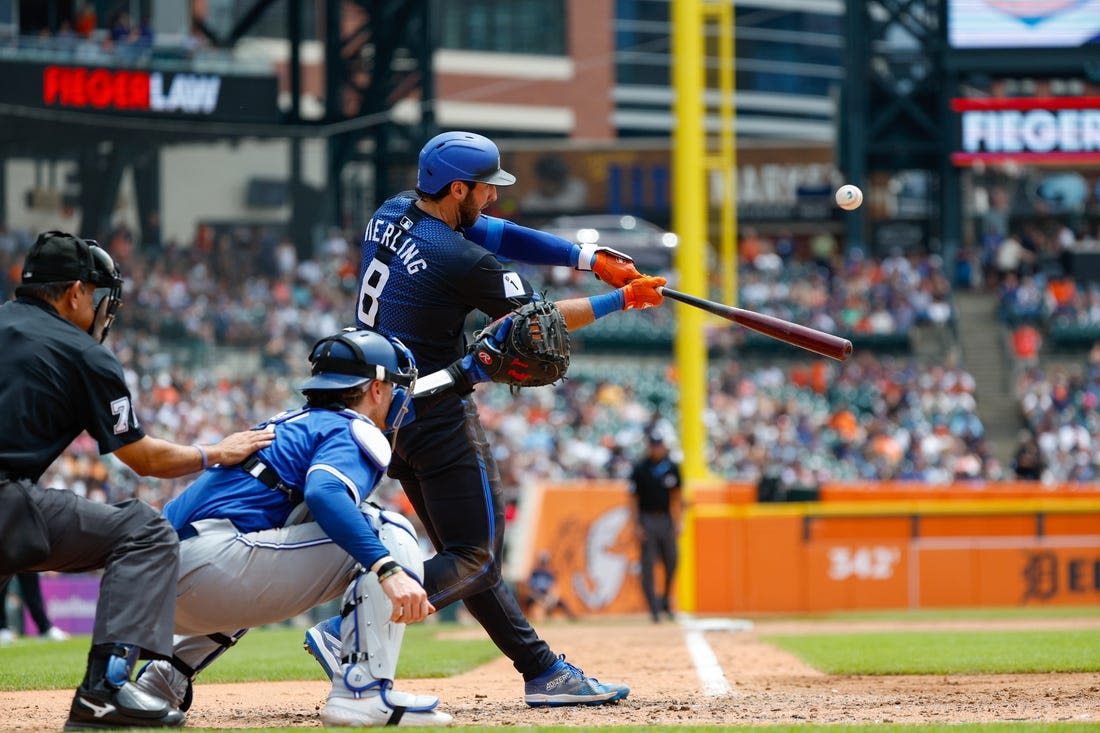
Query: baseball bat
658 287 854 362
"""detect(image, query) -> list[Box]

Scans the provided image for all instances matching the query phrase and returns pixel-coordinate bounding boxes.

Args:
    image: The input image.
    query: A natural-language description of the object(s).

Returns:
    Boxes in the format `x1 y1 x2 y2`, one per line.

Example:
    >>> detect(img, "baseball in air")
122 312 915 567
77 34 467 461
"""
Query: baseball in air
835 184 863 211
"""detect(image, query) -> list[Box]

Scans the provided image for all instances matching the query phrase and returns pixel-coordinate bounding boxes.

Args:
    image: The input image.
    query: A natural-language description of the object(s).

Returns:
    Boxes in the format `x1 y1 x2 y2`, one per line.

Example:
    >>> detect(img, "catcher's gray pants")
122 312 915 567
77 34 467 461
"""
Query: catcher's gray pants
13 487 178 659
134 518 364 708
174 518 359 633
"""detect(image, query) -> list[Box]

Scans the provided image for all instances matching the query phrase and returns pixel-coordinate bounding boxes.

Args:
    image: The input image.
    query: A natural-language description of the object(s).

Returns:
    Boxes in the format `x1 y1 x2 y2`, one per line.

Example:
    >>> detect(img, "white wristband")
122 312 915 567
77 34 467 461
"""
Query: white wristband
576 243 599 271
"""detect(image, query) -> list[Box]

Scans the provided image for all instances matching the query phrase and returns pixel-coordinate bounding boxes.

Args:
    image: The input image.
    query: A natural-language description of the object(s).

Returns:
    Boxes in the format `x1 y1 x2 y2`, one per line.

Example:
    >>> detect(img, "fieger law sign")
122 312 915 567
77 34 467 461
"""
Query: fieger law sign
43 66 221 114
0 62 279 122
952 96 1100 166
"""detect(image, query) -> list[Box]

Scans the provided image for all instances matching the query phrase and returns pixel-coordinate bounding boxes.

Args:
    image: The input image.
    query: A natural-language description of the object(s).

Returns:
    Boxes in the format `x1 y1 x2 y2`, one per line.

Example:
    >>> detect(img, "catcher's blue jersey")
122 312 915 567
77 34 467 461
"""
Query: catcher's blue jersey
356 193 573 373
164 406 392 569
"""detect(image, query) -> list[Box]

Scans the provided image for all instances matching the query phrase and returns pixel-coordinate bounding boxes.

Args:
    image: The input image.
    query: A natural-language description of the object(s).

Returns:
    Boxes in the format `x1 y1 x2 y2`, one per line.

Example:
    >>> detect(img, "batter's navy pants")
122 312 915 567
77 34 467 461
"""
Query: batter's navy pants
389 394 558 680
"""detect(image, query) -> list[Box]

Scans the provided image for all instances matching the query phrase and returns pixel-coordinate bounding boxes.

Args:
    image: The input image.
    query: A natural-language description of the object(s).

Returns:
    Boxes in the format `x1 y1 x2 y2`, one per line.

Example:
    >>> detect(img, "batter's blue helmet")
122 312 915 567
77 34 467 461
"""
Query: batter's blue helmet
300 329 416 393
417 131 516 195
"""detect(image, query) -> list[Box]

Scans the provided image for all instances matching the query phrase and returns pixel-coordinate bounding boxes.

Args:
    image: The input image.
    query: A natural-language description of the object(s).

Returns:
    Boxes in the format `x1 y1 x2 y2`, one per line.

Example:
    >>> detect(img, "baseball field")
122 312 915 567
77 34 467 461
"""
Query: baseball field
1 607 1098 731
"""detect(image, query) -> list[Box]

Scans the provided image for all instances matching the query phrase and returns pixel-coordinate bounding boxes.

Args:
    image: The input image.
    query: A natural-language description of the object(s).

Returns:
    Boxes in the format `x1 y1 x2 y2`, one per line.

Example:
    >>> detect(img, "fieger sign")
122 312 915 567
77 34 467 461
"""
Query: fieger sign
43 65 221 115
952 97 1100 166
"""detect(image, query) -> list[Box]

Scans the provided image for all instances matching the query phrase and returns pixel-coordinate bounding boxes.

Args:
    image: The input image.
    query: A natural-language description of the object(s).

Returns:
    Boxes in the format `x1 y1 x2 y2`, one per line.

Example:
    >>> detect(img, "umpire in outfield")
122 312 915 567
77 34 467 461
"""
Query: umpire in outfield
630 430 683 623
0 231 272 731
305 131 668 708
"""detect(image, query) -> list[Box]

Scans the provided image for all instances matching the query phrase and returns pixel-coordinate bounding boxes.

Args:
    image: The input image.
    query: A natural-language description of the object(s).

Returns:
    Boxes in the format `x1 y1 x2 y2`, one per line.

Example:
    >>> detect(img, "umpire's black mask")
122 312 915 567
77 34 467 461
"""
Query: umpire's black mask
21 230 124 343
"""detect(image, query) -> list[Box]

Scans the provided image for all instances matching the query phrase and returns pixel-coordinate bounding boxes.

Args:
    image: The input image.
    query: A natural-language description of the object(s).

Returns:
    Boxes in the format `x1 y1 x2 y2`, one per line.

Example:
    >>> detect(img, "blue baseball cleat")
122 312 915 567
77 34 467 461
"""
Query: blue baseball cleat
303 615 341 681
524 654 629 707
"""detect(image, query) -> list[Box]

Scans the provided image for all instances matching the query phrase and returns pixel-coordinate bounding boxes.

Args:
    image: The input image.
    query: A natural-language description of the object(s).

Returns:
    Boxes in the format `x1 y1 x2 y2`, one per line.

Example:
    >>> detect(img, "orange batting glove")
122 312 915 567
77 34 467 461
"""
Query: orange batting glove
577 245 643 288
622 275 667 310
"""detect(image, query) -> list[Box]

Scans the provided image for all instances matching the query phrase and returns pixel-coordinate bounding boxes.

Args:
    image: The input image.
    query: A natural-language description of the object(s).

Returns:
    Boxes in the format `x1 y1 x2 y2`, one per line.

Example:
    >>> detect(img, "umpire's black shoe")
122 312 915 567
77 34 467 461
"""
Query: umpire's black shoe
63 682 185 730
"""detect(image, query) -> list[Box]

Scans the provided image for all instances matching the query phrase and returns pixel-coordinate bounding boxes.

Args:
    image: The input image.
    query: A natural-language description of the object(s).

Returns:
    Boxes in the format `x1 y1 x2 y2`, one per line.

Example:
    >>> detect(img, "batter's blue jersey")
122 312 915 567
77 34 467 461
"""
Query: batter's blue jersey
355 193 576 373
164 406 393 569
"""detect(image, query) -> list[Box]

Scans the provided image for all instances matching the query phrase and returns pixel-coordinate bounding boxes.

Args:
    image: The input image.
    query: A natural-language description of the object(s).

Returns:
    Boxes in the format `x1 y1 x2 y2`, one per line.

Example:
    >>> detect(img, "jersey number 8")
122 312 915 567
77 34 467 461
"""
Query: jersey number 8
357 258 390 327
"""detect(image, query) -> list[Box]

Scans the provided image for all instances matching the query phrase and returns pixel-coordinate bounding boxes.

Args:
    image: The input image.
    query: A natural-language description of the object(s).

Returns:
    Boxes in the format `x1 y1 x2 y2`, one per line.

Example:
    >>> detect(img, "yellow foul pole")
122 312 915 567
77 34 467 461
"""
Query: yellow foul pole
706 1 737 309
672 0 708 612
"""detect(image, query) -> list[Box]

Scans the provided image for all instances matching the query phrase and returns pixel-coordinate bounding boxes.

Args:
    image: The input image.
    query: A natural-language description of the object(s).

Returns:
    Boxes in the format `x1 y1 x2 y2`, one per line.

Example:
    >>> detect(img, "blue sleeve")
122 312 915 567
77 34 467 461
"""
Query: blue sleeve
465 215 581 266
304 472 389 570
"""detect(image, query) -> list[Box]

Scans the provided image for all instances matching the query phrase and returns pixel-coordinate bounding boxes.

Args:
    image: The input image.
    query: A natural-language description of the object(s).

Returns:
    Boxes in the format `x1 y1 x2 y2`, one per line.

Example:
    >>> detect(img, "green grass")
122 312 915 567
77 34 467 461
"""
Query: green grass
765 629 1100 675
0 623 497 692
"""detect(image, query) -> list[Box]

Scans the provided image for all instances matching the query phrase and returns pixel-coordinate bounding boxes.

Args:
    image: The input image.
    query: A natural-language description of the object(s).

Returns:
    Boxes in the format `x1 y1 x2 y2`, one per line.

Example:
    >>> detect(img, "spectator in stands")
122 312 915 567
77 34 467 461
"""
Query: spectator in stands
74 3 97 38
1013 431 1043 480
109 11 133 44
953 244 982 290
809 230 838 274
994 231 1030 283
1011 324 1042 368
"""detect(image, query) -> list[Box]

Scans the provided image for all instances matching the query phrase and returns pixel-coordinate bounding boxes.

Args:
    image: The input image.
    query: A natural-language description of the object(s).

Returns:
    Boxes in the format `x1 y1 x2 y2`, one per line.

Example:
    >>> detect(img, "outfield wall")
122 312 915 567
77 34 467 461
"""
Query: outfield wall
523 481 1100 615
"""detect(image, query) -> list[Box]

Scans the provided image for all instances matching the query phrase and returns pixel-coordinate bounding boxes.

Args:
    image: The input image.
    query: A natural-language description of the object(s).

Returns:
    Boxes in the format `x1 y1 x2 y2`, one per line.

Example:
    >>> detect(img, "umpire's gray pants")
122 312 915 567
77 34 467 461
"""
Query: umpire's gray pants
23 488 179 659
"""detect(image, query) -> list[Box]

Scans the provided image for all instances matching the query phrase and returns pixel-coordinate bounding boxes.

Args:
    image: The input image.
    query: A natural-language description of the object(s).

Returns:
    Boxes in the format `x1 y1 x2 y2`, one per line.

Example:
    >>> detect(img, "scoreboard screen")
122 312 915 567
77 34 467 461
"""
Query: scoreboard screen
948 0 1100 48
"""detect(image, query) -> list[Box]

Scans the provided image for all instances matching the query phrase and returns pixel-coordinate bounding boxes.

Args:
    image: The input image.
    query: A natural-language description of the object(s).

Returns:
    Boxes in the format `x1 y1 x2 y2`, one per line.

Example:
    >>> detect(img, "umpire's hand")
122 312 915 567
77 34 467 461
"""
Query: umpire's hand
382 572 435 623
209 428 276 466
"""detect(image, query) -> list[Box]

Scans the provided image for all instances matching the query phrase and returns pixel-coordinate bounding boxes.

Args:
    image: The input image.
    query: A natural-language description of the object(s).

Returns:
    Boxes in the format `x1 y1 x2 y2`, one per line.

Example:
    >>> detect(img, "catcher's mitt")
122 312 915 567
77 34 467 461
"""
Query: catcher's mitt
472 300 570 388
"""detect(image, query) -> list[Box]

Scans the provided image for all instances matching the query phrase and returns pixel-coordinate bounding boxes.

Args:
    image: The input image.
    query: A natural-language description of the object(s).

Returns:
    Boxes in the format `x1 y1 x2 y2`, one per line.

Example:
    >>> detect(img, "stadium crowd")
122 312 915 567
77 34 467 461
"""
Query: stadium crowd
977 217 1100 483
2 219 1098 515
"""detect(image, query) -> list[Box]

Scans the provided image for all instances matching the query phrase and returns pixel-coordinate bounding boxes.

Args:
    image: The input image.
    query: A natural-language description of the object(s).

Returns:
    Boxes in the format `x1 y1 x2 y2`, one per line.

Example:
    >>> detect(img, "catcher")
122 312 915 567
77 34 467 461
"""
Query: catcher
133 329 453 728
304 130 667 709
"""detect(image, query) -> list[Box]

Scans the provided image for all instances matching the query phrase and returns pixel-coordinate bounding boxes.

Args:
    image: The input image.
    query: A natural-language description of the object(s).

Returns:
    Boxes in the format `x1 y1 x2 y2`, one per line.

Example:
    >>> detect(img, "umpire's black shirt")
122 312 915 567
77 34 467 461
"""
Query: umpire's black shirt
0 297 143 481
630 456 682 515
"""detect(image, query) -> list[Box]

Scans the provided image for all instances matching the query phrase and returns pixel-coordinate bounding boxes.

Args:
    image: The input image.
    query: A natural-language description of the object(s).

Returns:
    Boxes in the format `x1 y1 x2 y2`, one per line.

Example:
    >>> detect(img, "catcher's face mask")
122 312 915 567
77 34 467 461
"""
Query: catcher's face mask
382 337 417 445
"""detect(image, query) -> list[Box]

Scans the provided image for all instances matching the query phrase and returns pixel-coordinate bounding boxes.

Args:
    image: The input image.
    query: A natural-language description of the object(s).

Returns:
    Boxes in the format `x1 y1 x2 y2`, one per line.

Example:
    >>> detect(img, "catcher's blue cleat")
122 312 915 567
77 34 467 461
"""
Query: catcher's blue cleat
303 615 341 681
524 654 629 707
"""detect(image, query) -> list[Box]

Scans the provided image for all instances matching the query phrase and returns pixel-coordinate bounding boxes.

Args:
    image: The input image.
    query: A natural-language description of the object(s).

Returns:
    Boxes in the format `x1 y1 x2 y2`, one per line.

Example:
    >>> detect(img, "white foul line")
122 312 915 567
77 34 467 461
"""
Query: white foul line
680 617 752 696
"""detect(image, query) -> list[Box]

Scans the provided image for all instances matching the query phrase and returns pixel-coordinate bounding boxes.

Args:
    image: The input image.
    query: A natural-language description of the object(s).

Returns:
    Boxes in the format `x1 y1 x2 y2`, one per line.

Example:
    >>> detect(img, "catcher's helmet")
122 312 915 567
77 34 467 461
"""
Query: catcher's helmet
300 329 417 393
417 131 516 195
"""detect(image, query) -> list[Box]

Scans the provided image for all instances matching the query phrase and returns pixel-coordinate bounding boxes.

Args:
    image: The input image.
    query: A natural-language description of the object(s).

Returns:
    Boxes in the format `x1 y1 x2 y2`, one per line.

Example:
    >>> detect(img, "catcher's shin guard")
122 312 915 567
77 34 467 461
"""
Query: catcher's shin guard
339 570 404 682
337 503 423 682
304 506 424 684
324 573 449 727
320 504 450 726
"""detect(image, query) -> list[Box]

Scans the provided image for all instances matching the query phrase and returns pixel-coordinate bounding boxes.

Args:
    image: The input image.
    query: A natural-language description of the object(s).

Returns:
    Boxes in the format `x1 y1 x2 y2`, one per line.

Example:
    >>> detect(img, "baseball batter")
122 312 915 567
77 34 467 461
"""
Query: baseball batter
132 329 453 727
0 231 271 731
304 131 667 707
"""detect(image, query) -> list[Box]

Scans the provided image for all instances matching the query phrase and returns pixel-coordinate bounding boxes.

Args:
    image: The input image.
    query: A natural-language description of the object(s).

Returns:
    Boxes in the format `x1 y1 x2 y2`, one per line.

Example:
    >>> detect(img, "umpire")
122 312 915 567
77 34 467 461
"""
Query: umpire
0 230 271 730
630 430 683 623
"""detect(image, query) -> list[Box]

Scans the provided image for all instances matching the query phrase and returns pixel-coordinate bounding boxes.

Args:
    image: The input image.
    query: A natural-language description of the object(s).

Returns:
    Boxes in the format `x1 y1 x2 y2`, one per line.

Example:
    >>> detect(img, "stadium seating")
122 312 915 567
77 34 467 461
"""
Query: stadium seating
12 224 1091 508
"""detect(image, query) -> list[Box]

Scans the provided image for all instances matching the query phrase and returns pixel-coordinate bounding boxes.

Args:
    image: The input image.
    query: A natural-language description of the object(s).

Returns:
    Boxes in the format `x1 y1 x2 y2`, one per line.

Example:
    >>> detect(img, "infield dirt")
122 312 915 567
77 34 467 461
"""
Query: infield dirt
2 616 1098 729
